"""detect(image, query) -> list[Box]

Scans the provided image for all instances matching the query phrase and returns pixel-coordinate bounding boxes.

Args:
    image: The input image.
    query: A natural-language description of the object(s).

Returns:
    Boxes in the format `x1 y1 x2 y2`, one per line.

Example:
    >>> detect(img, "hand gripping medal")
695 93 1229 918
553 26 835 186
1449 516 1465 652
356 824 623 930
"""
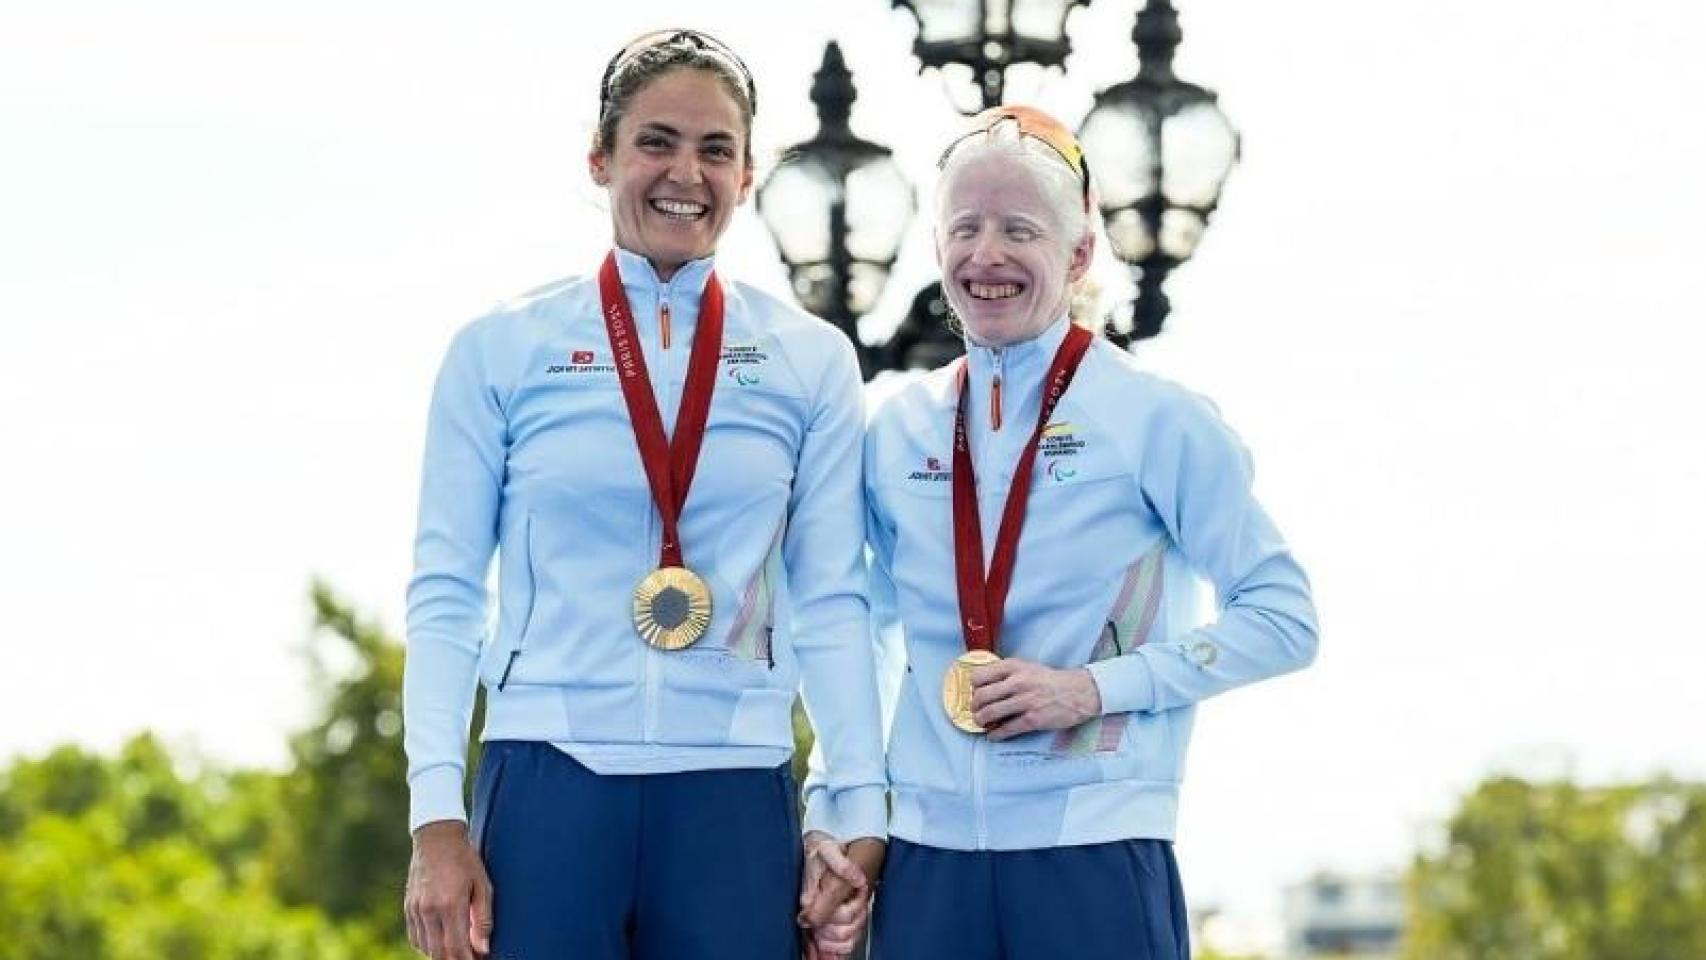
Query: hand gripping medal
943 649 1002 733
941 323 1094 732
599 252 724 650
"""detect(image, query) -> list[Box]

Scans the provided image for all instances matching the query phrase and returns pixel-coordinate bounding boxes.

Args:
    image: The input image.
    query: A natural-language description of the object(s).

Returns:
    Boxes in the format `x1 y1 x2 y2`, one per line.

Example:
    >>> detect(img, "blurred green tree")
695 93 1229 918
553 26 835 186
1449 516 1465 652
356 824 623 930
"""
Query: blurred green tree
1405 776 1706 960
267 582 484 937
269 583 410 936
792 699 815 790
0 735 412 960
0 582 819 957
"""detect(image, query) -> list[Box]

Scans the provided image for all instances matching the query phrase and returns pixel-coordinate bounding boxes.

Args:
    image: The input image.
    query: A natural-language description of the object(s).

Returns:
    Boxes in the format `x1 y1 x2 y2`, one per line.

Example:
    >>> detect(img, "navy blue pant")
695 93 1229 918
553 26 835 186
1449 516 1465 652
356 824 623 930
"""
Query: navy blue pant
469 740 803 959
870 837 1190 960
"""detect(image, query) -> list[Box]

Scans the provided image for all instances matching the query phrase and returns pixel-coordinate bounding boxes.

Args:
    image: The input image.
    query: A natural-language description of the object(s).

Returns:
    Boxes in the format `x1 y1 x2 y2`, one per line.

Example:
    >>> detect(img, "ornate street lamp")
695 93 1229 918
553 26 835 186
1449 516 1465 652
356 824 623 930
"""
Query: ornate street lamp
892 0 1092 113
757 42 915 379
1078 0 1240 340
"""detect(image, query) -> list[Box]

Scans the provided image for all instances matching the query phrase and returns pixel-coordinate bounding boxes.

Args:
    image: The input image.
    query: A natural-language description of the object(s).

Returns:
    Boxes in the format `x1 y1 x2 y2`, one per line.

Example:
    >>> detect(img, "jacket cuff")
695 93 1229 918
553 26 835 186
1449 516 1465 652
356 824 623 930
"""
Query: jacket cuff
1087 651 1158 715
803 783 888 842
408 765 469 834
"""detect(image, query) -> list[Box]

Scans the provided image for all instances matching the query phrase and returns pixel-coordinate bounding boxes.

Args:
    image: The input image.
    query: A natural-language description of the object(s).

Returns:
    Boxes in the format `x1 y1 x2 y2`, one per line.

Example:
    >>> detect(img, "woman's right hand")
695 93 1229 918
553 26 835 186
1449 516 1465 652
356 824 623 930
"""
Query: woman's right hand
405 820 494 960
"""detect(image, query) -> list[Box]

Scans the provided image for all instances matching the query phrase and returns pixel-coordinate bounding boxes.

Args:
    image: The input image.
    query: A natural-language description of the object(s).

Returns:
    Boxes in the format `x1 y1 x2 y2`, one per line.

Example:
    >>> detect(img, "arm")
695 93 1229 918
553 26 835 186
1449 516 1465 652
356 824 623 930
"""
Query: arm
404 319 506 832
801 469 900 941
789 335 889 845
864 468 908 720
402 321 505 960
1086 388 1319 715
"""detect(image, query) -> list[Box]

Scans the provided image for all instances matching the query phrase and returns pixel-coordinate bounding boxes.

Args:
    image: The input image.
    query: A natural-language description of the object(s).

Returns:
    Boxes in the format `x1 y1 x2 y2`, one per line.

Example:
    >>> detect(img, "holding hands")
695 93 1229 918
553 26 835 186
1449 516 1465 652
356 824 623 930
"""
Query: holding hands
797 832 885 959
791 659 1100 955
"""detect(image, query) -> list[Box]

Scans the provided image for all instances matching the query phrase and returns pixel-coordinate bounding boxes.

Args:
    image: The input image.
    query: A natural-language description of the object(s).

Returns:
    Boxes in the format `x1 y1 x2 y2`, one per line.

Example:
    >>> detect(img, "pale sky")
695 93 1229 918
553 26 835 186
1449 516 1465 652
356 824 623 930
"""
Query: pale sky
3 0 1704 950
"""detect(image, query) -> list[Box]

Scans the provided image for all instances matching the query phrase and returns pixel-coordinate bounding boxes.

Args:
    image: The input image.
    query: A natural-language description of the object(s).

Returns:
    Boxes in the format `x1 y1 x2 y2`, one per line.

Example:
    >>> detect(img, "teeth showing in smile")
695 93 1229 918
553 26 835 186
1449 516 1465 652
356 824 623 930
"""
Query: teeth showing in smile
967 281 1022 300
651 198 708 220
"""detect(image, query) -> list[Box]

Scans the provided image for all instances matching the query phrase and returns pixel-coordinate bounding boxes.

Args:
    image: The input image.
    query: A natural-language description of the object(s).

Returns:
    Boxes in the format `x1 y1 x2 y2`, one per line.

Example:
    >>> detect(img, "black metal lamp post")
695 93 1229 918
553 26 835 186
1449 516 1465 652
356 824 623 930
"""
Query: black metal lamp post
892 0 1093 113
878 281 965 372
757 42 914 379
1078 0 1240 341
879 1 1093 376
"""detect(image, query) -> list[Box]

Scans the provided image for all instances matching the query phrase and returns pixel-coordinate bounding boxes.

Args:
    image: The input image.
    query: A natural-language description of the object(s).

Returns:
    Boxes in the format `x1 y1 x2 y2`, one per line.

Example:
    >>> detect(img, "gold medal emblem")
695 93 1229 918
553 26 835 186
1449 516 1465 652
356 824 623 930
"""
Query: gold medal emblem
942 650 1001 733
632 566 713 650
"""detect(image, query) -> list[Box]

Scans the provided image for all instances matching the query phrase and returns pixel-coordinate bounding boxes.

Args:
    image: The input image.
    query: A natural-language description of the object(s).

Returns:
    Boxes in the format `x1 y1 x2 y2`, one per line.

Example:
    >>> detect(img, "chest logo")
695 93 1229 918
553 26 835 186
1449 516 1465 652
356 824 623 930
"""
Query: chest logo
721 342 769 386
906 455 952 482
1039 422 1087 482
1040 421 1085 458
546 348 615 375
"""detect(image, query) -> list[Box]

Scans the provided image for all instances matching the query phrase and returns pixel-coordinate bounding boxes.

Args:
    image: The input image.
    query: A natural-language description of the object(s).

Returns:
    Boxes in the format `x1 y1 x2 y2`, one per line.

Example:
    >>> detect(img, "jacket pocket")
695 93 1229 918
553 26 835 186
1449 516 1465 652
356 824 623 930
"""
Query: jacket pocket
480 513 539 688
716 518 786 667
1105 709 1179 784
654 653 784 747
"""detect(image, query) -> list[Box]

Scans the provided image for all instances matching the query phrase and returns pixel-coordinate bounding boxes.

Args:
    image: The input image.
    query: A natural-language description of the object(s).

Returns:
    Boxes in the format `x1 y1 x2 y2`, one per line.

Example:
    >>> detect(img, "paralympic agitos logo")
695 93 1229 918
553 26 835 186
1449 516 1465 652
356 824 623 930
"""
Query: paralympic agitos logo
721 342 767 386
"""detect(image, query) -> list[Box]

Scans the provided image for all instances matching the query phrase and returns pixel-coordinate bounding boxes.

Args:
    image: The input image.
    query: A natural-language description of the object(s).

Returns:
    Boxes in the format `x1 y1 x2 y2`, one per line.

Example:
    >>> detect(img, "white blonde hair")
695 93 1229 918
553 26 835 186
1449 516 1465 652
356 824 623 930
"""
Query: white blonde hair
934 121 1103 329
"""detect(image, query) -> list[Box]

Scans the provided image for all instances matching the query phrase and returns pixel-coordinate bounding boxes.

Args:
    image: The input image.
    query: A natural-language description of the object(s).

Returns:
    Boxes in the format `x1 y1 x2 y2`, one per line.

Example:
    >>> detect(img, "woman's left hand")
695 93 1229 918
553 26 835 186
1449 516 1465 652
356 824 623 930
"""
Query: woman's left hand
798 832 883 958
970 659 1103 739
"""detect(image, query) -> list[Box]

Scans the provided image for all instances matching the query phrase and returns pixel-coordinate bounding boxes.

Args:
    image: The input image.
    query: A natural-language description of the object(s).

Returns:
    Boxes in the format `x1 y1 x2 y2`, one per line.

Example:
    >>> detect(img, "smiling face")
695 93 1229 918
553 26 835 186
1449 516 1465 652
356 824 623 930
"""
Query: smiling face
936 149 1093 348
589 67 753 279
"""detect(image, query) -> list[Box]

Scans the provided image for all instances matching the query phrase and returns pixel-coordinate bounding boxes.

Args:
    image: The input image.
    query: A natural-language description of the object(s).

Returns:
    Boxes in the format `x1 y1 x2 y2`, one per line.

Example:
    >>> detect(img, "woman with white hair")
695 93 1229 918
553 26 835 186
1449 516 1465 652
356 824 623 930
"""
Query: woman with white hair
804 106 1321 959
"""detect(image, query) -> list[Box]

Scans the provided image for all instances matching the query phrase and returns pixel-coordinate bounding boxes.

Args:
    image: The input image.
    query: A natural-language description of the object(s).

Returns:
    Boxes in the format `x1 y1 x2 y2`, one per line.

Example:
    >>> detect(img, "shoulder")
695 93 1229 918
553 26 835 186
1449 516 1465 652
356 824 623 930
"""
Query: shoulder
724 280 863 398
1079 340 1225 424
727 281 857 359
1070 339 1244 469
439 274 598 380
866 364 957 435
863 366 959 488
456 273 592 334
491 273 598 332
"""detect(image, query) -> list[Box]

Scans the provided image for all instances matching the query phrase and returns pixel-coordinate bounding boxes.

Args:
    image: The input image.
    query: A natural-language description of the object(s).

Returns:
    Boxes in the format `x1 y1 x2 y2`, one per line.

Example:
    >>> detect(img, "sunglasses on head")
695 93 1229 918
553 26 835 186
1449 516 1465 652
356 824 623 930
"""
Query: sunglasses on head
939 105 1092 212
598 28 757 122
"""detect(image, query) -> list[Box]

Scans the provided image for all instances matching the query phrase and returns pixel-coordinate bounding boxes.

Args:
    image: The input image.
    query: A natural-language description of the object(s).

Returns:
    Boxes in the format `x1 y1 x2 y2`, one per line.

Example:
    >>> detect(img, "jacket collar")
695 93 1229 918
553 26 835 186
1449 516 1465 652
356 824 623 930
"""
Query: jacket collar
957 314 1075 430
964 313 1073 375
611 246 716 300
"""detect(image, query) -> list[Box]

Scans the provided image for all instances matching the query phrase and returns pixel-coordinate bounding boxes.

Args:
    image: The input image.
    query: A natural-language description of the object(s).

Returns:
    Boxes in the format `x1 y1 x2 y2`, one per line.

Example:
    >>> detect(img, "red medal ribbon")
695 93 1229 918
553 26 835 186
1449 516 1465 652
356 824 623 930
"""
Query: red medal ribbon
952 323 1094 654
598 251 724 569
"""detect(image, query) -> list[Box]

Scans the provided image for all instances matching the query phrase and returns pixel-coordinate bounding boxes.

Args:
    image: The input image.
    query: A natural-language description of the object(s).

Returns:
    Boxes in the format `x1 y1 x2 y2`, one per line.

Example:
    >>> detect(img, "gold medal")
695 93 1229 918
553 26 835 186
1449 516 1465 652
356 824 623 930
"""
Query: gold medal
632 566 713 650
942 650 1001 733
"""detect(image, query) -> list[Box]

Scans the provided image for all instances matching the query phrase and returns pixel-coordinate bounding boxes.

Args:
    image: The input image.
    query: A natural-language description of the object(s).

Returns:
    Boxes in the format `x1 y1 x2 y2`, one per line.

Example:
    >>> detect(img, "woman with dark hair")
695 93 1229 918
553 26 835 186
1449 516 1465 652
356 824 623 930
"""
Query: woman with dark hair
401 30 884 960
807 105 1320 959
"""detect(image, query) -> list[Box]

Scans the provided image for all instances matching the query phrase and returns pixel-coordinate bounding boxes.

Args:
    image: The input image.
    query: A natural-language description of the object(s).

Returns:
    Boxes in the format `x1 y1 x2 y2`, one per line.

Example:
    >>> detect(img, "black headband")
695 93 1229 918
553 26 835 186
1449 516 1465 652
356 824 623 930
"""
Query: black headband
598 29 757 124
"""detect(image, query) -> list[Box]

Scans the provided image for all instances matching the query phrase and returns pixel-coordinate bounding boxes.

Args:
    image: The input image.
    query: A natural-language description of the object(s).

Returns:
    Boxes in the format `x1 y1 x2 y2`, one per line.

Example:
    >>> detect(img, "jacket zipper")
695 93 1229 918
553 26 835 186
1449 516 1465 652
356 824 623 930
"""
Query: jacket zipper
643 282 682 740
989 348 1004 431
973 736 988 848
975 407 996 849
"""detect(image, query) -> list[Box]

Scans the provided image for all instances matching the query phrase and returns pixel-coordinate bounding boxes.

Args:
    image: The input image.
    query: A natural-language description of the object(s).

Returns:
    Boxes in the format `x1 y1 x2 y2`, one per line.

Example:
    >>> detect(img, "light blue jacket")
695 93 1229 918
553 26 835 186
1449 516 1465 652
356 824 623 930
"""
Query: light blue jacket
404 248 887 842
866 315 1318 850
